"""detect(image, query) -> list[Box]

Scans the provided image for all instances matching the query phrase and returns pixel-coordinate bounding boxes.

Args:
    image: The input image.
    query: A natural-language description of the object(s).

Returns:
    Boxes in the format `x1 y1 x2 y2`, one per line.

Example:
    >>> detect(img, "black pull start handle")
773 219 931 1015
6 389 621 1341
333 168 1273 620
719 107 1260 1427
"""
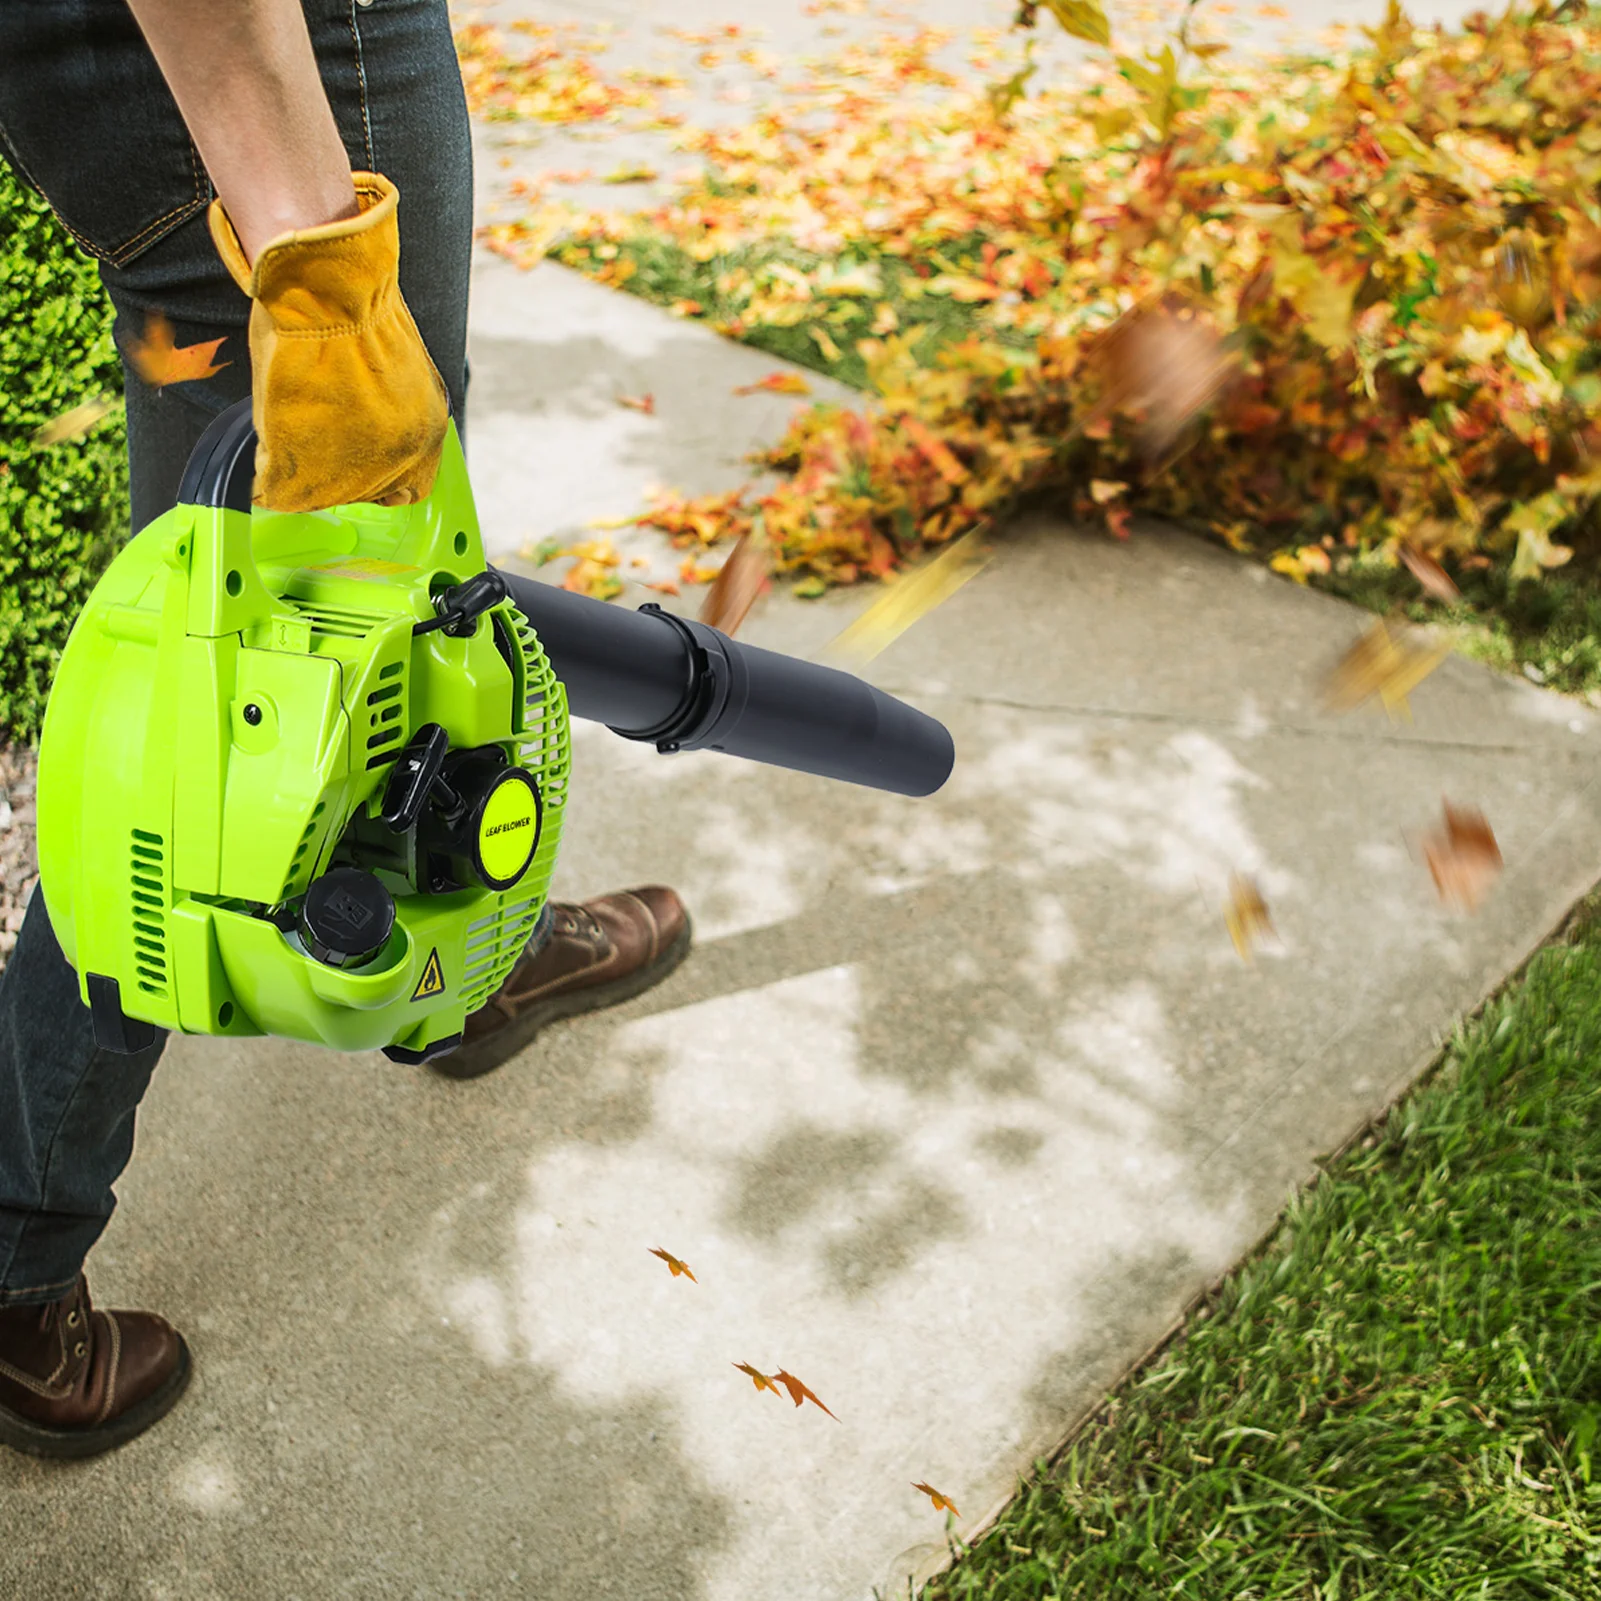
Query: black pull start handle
380 723 462 833
413 569 509 638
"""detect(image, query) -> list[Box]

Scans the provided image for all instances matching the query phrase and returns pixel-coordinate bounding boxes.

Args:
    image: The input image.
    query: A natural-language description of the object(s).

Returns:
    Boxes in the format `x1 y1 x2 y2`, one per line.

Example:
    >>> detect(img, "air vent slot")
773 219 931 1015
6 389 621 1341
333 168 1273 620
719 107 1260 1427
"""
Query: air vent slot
364 660 408 769
292 601 390 639
278 802 327 903
129 828 170 998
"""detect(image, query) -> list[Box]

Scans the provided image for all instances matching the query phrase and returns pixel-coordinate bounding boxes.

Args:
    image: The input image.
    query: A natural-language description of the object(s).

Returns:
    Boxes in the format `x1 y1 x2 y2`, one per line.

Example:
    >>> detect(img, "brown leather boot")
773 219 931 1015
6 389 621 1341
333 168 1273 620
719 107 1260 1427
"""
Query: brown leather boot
0 1275 191 1460
433 886 691 1080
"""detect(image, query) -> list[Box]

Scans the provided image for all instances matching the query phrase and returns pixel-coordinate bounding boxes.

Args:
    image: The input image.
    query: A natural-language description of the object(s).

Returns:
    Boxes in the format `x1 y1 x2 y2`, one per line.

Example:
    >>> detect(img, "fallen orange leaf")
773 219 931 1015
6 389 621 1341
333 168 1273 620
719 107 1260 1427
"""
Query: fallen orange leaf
122 312 230 389
648 1247 697 1281
913 1481 961 1517
734 371 813 397
734 1361 785 1397
618 392 657 414
772 1368 839 1421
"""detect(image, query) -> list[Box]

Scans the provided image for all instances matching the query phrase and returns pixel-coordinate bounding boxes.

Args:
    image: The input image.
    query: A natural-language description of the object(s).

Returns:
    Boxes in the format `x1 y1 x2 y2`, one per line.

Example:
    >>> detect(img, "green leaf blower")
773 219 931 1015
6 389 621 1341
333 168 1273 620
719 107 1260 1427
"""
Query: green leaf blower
34 397 955 1068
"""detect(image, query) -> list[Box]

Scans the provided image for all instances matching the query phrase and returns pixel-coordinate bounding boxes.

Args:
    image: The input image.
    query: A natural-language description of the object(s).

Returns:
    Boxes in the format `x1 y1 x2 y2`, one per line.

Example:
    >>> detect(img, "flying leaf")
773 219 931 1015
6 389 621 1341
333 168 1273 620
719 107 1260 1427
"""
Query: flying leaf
618 392 657 414
1323 618 1453 721
602 163 659 183
772 1368 840 1420
122 312 230 388
29 394 119 449
734 1361 785 1397
1078 299 1241 457
818 525 993 669
1224 873 1275 962
734 371 813 396
913 1481 961 1517
1041 0 1112 47
649 1247 697 1281
1399 544 1461 602
1422 801 1502 913
699 518 771 637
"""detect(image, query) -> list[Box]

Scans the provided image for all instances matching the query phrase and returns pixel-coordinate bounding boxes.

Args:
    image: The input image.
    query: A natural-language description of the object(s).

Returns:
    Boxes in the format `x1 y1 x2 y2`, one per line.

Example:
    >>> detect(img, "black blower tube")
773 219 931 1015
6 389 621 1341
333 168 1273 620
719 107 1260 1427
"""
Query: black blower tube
489 568 955 799
172 398 954 799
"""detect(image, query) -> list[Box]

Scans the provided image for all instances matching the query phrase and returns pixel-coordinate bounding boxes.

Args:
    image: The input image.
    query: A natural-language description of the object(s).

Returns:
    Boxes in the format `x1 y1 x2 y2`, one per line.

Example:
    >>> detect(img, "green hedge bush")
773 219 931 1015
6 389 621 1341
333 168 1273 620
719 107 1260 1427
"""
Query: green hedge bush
0 154 131 753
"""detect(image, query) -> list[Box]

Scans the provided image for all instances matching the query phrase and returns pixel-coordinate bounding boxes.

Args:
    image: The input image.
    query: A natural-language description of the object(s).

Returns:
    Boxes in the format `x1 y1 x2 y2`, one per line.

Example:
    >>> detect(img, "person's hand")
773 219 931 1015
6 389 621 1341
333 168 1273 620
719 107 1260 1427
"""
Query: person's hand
207 170 449 513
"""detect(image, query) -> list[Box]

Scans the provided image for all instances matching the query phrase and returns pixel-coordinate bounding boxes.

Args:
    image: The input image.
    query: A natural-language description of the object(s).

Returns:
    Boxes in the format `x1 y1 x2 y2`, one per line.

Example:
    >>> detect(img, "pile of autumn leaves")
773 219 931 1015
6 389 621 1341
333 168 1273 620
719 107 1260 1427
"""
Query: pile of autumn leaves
497 0 1601 600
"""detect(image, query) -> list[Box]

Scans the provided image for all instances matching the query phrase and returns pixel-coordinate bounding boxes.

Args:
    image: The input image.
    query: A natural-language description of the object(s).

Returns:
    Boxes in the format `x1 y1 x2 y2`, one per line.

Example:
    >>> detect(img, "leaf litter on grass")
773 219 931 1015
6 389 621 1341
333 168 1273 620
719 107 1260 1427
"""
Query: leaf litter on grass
472 0 1601 672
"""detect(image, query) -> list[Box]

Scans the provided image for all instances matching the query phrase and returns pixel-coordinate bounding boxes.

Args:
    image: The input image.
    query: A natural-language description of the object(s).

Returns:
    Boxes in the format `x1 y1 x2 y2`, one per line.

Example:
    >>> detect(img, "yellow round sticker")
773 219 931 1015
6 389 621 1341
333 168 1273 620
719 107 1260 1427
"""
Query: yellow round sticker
476 770 540 888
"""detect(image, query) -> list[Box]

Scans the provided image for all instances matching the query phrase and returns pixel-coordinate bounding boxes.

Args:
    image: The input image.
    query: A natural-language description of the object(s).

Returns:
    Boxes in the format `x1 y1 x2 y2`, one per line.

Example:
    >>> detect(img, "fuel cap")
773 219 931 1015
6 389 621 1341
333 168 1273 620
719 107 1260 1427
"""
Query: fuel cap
298 866 397 969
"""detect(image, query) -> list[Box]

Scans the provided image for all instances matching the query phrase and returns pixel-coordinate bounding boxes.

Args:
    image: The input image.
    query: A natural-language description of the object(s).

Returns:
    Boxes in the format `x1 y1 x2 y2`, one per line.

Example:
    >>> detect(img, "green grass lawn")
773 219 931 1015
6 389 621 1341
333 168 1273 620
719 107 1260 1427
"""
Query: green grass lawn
909 888 1601 1599
551 225 1042 394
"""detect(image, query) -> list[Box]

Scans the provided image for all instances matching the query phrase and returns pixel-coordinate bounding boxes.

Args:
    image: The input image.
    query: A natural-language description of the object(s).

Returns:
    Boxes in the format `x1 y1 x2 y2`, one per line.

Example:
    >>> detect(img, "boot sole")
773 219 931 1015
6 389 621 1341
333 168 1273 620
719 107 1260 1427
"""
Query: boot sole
429 916 694 1081
0 1333 193 1461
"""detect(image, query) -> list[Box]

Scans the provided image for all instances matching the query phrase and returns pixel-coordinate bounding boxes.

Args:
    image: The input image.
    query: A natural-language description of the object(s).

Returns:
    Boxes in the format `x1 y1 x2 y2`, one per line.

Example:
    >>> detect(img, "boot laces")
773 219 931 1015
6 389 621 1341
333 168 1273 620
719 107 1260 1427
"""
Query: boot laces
553 903 602 942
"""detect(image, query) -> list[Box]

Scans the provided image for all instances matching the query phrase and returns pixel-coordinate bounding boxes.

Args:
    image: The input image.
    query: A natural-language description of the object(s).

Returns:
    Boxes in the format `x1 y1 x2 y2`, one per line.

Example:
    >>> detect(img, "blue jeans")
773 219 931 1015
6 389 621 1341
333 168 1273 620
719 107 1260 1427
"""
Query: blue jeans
0 0 474 1306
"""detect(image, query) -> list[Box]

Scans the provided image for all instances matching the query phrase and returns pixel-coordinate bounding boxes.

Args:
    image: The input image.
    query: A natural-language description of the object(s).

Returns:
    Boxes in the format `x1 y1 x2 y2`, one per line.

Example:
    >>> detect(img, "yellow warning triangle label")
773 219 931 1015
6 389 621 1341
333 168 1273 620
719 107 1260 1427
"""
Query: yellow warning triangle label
411 946 446 1002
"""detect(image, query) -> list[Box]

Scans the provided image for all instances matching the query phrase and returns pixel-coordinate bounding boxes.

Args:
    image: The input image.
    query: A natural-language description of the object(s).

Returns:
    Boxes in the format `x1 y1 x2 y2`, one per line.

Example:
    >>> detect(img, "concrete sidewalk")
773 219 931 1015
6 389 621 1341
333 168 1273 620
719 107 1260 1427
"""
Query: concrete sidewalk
6 4 1591 1600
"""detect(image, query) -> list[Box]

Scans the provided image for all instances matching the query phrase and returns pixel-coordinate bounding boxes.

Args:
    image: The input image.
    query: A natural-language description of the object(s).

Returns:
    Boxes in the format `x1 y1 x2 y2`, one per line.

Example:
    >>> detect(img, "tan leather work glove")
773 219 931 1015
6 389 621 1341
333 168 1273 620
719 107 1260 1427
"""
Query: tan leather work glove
207 171 449 513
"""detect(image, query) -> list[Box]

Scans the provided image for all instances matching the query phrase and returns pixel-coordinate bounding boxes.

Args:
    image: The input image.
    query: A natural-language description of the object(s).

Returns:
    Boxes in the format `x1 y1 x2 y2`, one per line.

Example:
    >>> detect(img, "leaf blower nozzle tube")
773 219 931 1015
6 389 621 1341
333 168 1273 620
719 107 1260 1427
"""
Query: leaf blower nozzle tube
489 568 955 798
